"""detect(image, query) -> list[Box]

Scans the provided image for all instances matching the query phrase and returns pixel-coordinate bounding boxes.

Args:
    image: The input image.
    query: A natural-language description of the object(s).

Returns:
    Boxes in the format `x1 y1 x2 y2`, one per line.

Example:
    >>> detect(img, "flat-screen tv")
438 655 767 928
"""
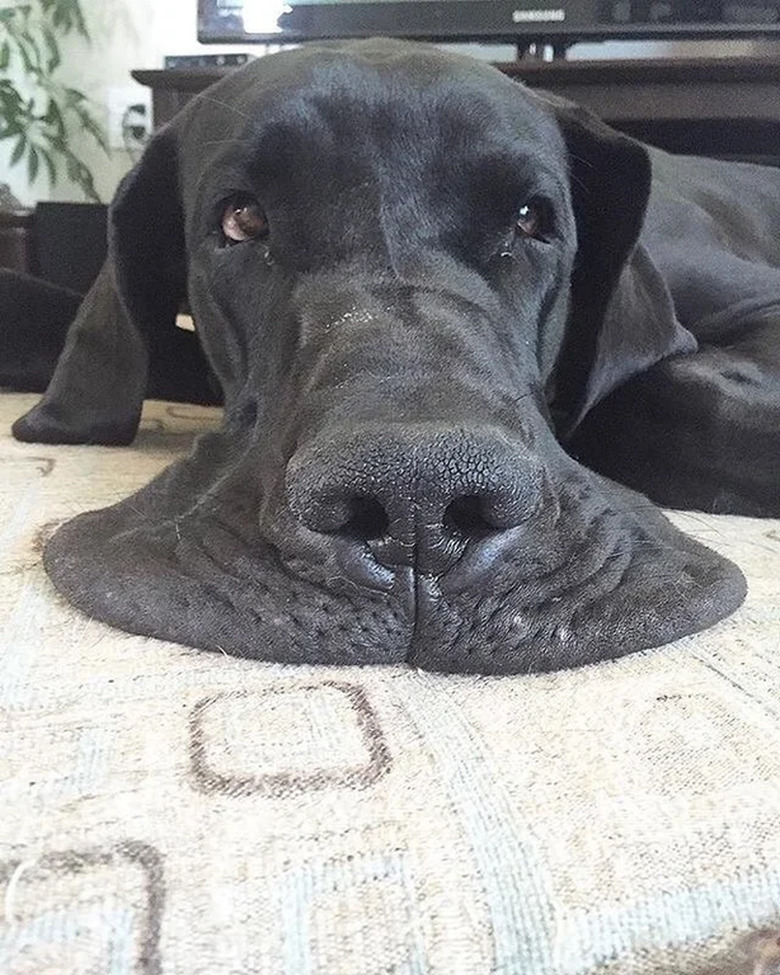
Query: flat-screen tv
197 0 578 45
197 0 780 46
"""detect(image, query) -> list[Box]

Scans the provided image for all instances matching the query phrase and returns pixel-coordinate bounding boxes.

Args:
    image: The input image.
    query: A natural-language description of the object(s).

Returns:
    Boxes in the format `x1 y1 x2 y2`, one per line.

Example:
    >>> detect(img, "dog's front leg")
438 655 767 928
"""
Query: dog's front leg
12 260 148 445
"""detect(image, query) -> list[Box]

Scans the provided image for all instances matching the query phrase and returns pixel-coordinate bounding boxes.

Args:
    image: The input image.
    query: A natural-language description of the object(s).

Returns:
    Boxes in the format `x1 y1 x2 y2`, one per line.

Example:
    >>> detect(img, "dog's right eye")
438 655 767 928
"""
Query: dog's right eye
515 198 555 243
220 196 269 244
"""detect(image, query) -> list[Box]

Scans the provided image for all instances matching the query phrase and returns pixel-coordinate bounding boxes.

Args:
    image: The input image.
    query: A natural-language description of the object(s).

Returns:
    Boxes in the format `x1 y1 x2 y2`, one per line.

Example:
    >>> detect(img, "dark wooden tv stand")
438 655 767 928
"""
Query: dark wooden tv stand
133 55 780 165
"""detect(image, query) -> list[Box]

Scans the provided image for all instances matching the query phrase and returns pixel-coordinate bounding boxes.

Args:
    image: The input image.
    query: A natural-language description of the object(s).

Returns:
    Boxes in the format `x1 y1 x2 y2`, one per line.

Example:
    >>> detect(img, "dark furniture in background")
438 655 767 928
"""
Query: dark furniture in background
0 210 34 275
33 203 108 293
0 203 106 291
134 56 780 166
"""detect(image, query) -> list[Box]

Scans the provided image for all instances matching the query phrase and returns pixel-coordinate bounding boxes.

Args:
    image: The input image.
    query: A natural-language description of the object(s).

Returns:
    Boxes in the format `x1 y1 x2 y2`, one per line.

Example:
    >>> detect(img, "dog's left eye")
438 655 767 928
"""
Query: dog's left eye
221 196 269 244
515 199 553 242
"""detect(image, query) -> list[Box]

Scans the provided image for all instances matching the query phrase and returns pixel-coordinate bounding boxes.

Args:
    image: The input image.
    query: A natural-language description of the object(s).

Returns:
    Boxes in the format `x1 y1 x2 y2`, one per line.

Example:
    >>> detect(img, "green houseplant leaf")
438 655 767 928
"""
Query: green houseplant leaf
0 0 107 202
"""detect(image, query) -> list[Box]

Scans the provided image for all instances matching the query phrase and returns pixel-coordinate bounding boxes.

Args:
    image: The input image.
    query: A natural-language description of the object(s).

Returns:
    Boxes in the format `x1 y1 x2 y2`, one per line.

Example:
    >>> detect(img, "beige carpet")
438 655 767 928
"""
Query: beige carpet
1 391 780 975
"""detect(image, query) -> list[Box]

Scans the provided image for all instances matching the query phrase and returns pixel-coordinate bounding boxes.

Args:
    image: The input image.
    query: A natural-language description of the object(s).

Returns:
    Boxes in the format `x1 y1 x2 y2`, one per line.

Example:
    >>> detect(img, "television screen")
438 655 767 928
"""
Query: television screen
197 0 780 46
197 1 600 46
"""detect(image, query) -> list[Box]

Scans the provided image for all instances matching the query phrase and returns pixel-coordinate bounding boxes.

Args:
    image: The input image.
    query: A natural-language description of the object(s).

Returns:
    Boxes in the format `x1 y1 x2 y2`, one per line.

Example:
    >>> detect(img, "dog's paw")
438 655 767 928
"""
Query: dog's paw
12 401 137 446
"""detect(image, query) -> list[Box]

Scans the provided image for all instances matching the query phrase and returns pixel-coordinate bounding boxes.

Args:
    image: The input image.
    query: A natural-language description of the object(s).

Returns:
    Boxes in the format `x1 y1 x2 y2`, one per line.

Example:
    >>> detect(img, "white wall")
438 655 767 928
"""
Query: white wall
0 0 770 206
0 0 257 205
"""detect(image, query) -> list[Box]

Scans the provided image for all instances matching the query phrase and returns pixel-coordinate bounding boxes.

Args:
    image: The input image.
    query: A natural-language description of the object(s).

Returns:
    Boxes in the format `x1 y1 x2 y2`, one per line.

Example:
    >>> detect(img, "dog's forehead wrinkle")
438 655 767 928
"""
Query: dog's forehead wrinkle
209 57 561 179
178 40 567 207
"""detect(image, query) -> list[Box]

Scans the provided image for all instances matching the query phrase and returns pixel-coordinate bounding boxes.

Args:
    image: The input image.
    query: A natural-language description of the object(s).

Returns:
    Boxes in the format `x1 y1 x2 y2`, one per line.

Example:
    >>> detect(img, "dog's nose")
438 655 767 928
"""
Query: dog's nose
285 426 543 576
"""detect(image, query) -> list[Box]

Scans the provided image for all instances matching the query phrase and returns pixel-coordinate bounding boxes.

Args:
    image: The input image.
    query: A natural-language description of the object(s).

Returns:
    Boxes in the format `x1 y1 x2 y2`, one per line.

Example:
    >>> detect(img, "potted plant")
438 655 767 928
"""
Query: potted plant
0 0 107 202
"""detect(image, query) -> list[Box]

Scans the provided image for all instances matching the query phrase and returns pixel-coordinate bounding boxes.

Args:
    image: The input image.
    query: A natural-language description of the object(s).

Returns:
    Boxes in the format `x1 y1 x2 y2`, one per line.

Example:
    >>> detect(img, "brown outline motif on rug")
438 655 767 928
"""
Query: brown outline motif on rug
188 680 392 797
2 456 55 477
0 840 165 975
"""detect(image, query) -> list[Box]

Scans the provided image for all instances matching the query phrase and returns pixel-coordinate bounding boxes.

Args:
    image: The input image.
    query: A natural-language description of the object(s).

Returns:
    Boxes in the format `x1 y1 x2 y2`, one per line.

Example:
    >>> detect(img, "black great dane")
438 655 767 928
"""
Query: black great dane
10 39 780 673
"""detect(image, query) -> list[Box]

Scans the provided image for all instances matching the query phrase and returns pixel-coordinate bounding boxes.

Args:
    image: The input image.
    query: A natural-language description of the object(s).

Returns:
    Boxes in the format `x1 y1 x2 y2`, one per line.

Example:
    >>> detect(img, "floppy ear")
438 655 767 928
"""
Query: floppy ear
540 97 695 438
12 132 189 445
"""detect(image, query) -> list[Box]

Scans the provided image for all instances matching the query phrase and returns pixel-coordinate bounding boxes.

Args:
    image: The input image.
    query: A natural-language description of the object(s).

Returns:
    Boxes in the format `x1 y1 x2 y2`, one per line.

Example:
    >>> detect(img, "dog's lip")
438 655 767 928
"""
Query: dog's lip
290 503 627 607
330 533 396 591
436 524 527 593
438 503 633 602
295 517 529 591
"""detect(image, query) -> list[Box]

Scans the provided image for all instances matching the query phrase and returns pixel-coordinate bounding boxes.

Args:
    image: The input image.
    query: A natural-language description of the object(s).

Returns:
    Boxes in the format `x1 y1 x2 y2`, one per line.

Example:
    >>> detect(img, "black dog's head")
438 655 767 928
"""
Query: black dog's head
31 40 745 672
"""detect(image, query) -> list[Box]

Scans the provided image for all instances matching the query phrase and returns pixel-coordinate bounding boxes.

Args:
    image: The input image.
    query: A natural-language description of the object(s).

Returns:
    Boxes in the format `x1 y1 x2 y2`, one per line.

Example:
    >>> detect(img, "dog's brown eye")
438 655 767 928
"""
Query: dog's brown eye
516 200 549 241
221 197 268 243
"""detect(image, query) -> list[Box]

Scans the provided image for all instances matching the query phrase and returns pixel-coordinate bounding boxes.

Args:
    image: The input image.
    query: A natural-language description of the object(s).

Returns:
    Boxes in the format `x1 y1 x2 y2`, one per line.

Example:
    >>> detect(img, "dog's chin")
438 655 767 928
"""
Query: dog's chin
41 430 746 674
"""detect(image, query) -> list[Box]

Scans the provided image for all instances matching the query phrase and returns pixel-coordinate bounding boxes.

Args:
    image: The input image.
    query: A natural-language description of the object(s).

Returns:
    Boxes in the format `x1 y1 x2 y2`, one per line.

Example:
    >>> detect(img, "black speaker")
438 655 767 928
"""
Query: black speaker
32 202 107 295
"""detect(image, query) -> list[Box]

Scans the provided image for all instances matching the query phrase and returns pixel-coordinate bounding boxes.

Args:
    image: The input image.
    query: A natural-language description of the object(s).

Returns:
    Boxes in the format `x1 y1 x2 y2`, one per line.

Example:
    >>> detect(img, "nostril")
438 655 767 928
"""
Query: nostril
444 495 498 538
326 495 389 541
344 496 390 540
